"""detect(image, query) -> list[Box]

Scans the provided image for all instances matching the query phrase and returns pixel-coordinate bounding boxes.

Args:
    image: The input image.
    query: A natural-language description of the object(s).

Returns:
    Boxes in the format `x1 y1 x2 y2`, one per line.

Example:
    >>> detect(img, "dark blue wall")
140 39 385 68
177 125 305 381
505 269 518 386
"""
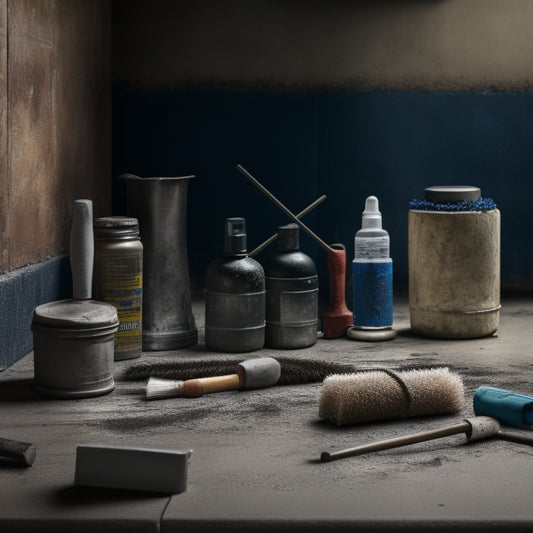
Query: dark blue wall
113 89 533 298
0 255 72 371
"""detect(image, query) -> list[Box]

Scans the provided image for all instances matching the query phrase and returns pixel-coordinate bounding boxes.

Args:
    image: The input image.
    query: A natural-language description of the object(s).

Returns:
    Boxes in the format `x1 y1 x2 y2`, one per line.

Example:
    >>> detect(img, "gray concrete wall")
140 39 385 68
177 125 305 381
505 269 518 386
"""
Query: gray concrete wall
113 0 533 91
0 0 111 274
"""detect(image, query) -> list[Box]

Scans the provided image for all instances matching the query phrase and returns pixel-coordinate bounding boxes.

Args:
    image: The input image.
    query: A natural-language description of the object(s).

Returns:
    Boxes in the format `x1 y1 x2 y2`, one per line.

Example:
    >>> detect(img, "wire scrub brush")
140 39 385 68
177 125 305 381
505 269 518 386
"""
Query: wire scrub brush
318 367 465 426
123 356 362 385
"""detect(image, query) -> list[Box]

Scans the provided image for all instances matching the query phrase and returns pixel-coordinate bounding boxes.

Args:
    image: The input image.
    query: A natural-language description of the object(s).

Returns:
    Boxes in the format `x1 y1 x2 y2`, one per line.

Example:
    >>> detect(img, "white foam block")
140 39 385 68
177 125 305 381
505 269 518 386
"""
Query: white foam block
74 444 192 494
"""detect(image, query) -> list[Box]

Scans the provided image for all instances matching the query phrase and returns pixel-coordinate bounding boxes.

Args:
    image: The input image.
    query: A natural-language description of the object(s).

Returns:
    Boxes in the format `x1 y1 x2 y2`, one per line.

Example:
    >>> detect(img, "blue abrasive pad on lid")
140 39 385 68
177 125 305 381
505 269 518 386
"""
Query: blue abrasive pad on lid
409 197 497 212
473 386 533 426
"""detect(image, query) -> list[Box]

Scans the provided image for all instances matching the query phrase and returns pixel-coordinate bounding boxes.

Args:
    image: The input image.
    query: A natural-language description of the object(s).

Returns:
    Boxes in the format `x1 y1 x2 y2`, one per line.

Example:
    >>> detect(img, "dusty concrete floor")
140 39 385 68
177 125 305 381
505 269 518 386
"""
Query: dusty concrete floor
1 295 533 531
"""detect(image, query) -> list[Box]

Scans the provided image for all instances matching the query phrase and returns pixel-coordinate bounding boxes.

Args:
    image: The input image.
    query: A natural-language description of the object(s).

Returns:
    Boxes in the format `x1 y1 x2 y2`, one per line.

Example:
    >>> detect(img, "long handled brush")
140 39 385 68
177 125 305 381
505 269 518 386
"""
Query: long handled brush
320 416 499 462
123 356 362 385
123 356 452 387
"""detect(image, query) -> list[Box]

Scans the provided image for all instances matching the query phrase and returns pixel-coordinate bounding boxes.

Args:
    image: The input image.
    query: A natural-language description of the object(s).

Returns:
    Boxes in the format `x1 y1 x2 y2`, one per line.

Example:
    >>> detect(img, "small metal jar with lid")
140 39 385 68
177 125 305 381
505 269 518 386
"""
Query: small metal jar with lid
408 185 500 339
32 299 119 398
93 217 143 360
32 198 119 399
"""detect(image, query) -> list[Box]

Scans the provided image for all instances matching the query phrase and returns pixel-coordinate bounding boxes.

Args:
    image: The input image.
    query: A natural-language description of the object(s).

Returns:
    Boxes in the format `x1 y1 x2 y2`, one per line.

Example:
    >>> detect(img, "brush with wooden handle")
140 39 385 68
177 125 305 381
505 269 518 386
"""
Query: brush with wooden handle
145 357 281 400
320 416 500 462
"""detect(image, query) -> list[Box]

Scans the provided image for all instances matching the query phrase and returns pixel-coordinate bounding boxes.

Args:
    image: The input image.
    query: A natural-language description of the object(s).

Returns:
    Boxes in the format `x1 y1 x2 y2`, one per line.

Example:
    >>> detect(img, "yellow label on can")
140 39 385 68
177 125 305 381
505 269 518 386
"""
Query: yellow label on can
98 260 142 351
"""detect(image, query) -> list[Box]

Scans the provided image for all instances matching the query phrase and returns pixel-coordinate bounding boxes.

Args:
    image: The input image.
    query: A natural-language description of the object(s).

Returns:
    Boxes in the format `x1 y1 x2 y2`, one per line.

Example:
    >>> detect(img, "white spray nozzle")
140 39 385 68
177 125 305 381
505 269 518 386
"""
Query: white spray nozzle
361 196 382 229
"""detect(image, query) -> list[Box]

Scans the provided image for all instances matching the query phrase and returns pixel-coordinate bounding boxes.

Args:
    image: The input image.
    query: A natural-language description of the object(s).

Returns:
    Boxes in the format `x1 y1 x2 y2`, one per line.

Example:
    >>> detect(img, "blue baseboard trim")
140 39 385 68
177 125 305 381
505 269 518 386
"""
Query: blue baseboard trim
0 255 72 371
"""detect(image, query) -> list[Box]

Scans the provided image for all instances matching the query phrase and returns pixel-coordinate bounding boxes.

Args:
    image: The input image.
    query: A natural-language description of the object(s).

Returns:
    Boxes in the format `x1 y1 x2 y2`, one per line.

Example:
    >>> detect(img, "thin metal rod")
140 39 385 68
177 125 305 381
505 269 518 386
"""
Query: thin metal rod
236 164 335 254
249 195 327 257
498 431 533 447
320 421 471 463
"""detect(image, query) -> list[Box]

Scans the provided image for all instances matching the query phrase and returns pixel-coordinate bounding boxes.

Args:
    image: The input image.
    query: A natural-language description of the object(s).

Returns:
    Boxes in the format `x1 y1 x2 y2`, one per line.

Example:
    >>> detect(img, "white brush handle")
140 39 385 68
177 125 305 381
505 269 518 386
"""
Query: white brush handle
70 199 94 300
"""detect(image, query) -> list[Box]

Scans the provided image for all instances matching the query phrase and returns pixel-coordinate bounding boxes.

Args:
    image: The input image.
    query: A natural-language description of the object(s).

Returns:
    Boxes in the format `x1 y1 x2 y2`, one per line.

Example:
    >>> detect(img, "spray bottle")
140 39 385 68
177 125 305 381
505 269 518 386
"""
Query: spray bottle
347 196 396 341
205 217 265 352
261 223 318 349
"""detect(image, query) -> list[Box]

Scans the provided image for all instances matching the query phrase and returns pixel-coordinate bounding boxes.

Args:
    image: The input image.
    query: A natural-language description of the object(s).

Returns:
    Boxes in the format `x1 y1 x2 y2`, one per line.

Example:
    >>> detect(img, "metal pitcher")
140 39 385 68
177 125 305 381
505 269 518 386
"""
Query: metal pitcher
120 174 197 350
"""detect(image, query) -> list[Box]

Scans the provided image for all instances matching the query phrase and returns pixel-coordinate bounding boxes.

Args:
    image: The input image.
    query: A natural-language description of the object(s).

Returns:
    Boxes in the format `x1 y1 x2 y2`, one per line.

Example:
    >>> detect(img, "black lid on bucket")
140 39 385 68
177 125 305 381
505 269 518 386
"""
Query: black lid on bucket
424 186 481 203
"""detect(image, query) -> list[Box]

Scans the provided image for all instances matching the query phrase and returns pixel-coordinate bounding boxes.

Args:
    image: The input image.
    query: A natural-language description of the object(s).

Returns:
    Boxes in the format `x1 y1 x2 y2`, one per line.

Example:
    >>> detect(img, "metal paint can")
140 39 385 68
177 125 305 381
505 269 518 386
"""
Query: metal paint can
32 299 119 398
93 217 143 360
261 224 318 349
408 186 500 339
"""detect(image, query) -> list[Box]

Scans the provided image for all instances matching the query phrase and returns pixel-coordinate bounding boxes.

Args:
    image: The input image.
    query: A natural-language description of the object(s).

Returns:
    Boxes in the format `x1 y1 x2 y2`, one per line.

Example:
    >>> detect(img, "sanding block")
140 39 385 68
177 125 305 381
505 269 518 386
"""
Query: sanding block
74 444 192 494
473 386 533 426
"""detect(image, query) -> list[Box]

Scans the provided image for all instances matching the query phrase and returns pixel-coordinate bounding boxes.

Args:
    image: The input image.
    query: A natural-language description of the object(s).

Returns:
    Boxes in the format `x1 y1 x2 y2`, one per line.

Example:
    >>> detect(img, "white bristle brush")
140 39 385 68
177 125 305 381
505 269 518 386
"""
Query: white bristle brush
146 378 188 400
318 367 465 426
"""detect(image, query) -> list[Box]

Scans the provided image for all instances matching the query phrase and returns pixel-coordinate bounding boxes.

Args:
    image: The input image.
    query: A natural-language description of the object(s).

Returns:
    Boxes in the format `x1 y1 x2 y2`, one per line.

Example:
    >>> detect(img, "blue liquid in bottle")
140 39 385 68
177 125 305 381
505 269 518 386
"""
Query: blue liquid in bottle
352 196 393 330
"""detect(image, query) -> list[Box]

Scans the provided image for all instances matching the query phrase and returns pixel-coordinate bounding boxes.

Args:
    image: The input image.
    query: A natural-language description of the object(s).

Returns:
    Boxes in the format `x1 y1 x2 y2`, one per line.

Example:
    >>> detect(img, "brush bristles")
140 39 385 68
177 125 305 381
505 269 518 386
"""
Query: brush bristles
124 356 357 385
145 378 185 400
318 367 465 426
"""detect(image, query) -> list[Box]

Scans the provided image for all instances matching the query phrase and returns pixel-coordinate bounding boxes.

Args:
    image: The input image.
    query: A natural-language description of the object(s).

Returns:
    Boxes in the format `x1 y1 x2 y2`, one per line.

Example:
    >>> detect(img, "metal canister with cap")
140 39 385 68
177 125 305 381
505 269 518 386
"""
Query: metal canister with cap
32 299 119 398
205 217 266 352
261 223 318 349
408 185 500 339
32 199 119 398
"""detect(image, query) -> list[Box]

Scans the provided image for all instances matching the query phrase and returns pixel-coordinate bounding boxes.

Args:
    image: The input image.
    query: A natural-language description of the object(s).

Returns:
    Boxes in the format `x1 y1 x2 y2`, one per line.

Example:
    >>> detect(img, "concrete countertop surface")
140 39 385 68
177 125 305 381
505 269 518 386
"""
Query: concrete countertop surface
1 296 533 532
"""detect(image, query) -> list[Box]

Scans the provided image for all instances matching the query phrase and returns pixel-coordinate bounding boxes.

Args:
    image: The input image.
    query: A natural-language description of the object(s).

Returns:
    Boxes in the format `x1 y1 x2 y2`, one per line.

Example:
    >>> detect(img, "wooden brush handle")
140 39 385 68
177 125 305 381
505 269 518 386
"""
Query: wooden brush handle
182 374 242 397
321 421 471 462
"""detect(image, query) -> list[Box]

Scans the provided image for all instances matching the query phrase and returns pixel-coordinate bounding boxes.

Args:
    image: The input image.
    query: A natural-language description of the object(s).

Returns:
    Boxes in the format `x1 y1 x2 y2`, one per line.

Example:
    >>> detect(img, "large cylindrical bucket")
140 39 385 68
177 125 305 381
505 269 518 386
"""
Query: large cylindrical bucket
121 174 197 350
408 189 500 339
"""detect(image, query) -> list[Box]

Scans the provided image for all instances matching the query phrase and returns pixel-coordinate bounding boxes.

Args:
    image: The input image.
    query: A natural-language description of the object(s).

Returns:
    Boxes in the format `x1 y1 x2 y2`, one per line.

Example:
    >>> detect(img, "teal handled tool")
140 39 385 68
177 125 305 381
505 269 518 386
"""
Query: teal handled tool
473 386 533 427
320 414 533 463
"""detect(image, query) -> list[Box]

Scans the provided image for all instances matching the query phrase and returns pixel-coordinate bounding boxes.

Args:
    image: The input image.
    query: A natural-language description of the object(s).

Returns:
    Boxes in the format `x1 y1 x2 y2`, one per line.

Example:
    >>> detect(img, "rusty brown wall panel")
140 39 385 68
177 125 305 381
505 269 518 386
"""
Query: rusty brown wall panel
7 0 110 271
0 0 7 272
8 0 58 269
